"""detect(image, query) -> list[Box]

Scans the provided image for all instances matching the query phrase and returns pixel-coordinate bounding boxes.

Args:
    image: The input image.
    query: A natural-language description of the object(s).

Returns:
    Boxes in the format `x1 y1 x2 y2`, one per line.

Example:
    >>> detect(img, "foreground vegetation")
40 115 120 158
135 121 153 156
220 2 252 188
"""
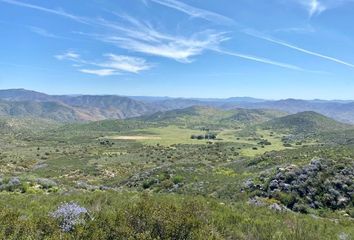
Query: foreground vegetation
1 192 353 240
0 107 353 239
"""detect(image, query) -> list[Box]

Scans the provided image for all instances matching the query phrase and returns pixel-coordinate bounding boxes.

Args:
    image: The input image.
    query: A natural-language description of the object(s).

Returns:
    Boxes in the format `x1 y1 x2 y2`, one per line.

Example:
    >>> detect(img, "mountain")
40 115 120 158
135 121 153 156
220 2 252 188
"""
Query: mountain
56 106 287 134
0 99 92 122
140 106 287 128
0 89 53 102
261 111 352 133
2 89 354 124
148 98 208 111
57 95 154 119
0 116 59 134
222 97 265 103
223 99 354 124
0 89 155 122
225 108 286 123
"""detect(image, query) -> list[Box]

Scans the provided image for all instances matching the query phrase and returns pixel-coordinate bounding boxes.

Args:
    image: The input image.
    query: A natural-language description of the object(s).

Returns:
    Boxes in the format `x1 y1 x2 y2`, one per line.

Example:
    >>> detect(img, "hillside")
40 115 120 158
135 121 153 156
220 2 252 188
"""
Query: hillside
0 117 59 134
2 89 354 124
0 88 54 102
138 106 287 130
0 90 155 122
261 111 351 133
0 100 91 122
224 99 354 124
225 108 286 124
58 95 154 119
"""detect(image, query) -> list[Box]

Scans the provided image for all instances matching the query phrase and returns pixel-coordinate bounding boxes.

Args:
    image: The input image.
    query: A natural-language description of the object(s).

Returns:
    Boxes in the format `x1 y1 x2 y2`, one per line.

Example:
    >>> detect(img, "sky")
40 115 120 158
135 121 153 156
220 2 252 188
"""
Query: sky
0 0 354 99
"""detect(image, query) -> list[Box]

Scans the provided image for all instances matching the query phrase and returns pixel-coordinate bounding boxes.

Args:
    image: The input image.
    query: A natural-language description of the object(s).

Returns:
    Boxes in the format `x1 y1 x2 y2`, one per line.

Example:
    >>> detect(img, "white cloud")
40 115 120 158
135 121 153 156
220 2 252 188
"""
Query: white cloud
55 51 81 61
56 51 152 76
95 15 229 63
149 0 235 25
0 0 88 24
308 0 326 16
97 54 152 73
244 30 354 69
273 25 315 34
79 69 118 76
294 0 354 16
3 0 313 72
214 48 305 71
28 26 61 38
103 32 228 63
97 16 306 70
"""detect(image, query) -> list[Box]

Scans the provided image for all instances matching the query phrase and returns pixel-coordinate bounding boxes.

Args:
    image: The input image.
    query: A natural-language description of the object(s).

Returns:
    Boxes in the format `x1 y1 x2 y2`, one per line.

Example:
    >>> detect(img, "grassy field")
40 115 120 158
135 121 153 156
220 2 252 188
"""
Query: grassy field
0 113 353 239
103 126 207 145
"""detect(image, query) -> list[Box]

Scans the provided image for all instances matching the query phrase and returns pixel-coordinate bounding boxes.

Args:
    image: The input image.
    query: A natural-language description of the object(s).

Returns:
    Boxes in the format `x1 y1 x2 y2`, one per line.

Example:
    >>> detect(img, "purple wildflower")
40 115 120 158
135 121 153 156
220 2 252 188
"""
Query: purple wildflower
50 202 88 232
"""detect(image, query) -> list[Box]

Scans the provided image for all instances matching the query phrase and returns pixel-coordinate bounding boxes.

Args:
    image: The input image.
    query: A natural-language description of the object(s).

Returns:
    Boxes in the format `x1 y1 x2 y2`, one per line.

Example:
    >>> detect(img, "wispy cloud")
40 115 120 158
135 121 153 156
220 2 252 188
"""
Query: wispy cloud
28 26 61 38
56 51 152 76
2 0 315 72
0 0 88 24
273 25 315 34
97 54 152 73
100 15 307 70
79 69 118 77
1 0 230 64
93 15 229 63
308 0 326 16
244 30 354 69
214 48 305 71
294 0 354 17
149 0 235 25
55 51 81 61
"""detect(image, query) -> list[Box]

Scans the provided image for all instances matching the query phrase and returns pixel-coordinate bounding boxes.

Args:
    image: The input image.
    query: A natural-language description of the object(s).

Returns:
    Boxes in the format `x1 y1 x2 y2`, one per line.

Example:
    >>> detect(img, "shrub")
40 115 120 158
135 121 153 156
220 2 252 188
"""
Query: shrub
36 178 57 189
50 202 88 232
293 203 309 213
172 175 184 184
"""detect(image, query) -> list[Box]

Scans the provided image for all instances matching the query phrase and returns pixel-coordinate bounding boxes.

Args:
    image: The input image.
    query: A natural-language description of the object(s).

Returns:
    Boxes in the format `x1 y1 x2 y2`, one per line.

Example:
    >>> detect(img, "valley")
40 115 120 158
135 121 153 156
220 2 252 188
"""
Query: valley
0 90 353 239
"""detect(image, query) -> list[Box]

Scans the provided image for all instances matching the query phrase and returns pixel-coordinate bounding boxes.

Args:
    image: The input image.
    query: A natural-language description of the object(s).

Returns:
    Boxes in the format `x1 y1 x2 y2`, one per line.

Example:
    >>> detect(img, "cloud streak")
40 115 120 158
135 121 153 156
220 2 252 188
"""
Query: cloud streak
2 0 314 72
93 15 229 63
56 51 152 76
97 15 306 70
149 0 235 25
79 69 118 77
214 48 305 71
244 30 354 69
294 0 354 17
28 26 62 39
308 0 326 16
0 0 88 24
1 0 230 64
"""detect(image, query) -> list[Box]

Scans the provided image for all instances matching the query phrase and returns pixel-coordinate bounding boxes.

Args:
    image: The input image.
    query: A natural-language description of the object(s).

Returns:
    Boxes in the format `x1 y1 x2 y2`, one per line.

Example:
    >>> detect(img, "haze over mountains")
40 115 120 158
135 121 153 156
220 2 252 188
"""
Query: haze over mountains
1 89 354 123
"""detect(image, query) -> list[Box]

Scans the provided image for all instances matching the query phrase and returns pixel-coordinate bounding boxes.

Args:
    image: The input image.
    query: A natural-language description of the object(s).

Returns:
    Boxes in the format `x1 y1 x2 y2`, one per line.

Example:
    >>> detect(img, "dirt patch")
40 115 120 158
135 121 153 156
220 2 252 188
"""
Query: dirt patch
106 136 162 140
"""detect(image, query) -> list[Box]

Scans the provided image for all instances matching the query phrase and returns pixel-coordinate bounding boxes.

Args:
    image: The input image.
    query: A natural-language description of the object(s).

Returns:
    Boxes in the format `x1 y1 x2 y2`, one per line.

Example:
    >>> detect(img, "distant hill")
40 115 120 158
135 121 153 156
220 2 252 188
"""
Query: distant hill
0 90 155 122
58 95 154 119
224 99 354 124
2 89 354 124
140 106 287 129
57 106 287 133
148 98 208 111
0 100 92 122
141 106 225 122
225 108 286 124
0 89 53 102
261 111 351 133
0 117 59 134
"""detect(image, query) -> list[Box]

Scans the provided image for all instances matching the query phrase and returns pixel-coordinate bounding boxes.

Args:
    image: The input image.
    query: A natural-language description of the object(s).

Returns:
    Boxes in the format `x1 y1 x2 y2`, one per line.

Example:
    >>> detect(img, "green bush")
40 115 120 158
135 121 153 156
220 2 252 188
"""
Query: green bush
172 175 184 184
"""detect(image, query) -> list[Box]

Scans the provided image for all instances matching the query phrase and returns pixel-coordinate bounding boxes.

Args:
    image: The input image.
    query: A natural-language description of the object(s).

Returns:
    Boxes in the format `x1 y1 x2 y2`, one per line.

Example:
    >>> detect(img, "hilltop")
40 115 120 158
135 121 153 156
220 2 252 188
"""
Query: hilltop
2 89 354 123
261 111 351 133
0 90 155 122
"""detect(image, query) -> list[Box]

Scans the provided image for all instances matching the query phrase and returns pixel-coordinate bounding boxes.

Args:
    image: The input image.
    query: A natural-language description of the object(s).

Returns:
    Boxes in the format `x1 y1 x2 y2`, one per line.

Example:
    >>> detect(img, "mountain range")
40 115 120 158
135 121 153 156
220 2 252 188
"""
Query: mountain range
1 89 354 123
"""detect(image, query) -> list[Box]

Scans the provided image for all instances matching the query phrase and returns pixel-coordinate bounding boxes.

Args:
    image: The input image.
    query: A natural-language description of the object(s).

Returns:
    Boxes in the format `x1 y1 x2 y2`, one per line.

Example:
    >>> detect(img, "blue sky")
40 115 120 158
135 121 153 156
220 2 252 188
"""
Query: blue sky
0 0 354 99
